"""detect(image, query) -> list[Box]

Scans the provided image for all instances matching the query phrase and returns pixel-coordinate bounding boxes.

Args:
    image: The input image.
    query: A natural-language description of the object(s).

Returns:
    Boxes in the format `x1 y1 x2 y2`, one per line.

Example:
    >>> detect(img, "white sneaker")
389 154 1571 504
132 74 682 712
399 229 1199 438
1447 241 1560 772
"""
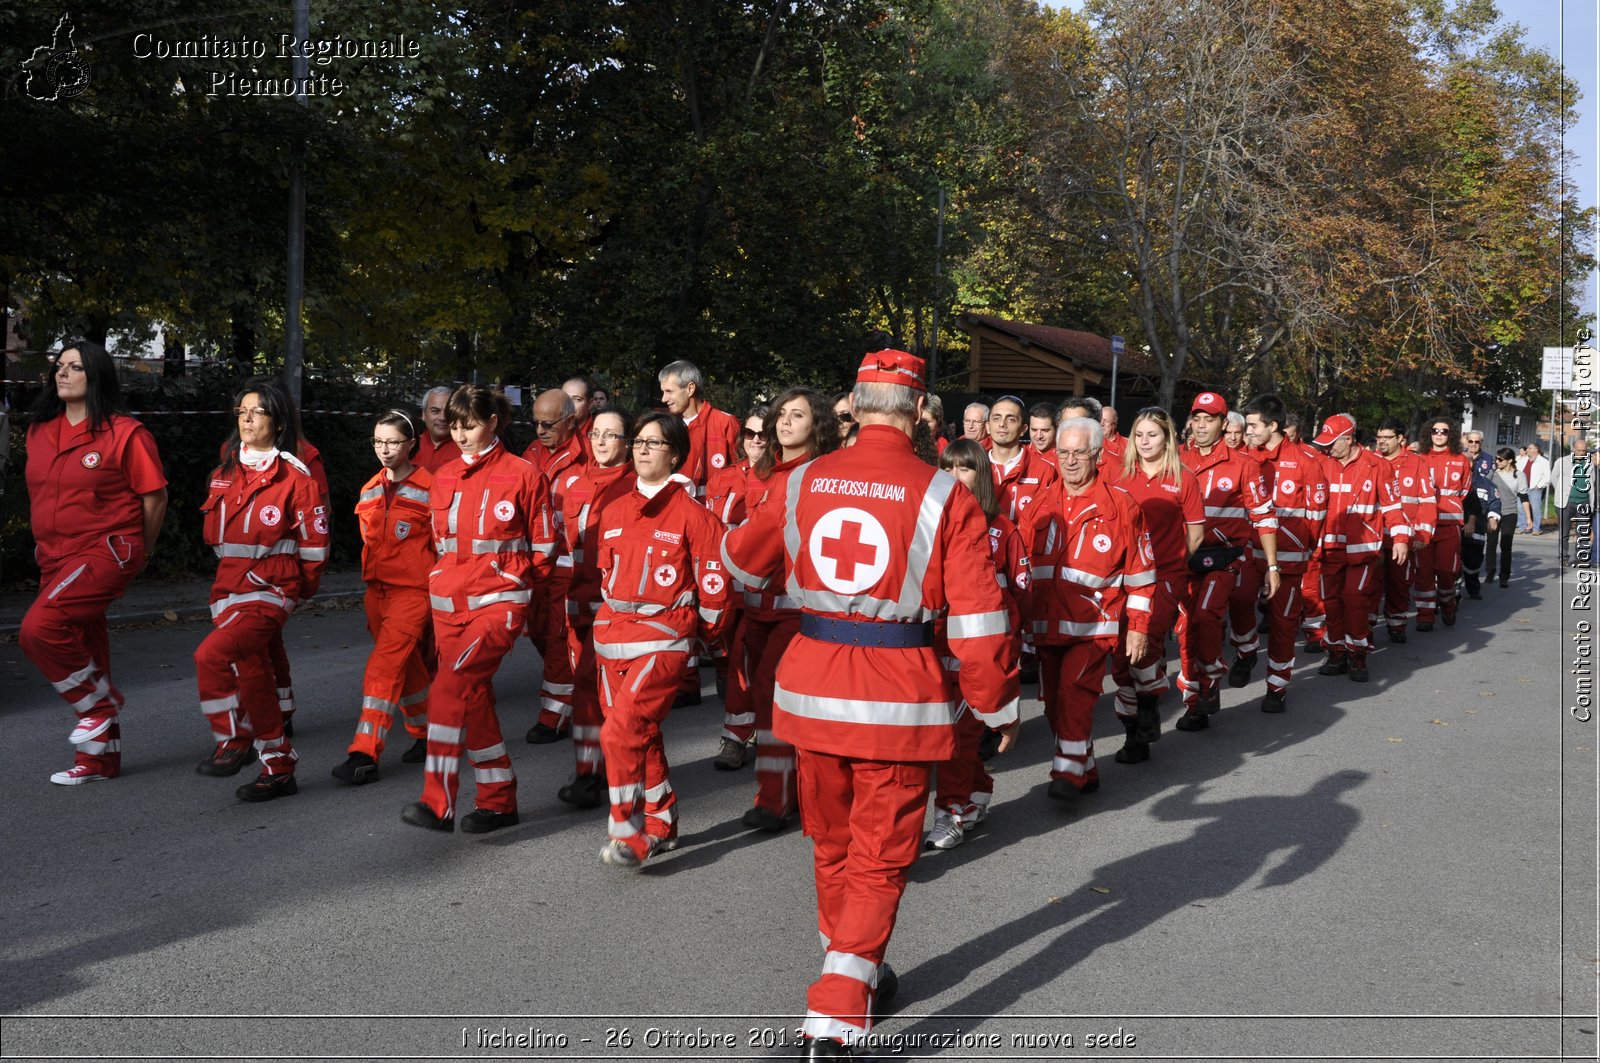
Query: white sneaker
69 713 116 745
924 810 965 851
50 764 112 786
600 840 644 869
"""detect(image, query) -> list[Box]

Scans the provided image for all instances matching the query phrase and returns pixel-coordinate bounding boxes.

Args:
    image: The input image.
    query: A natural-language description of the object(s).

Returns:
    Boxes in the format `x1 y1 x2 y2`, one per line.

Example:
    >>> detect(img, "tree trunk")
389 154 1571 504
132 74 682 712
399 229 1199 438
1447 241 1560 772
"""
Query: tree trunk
230 308 255 370
162 330 186 378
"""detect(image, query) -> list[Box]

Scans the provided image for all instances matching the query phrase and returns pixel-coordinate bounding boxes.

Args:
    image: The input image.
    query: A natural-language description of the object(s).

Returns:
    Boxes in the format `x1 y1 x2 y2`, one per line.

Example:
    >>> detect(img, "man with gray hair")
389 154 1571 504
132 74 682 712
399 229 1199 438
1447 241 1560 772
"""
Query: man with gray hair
961 401 990 442
659 359 740 500
523 389 587 746
414 384 461 472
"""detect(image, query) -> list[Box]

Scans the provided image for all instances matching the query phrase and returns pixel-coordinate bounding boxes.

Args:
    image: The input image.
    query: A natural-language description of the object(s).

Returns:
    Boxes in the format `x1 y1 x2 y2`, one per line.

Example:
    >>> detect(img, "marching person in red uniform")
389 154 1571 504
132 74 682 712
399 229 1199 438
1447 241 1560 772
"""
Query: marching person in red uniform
413 385 463 473
1310 414 1410 682
194 379 328 801
1029 402 1059 469
523 389 587 744
1374 418 1435 642
21 341 168 785
704 405 766 771
659 358 741 501
594 411 731 867
1105 407 1203 763
264 396 330 736
1027 416 1156 797
402 386 556 834
922 439 1031 850
556 406 636 809
333 410 435 785
724 350 1019 1056
1299 440 1338 652
1175 392 1278 730
1416 414 1471 630
985 395 1059 526
1241 395 1327 712
1100 405 1127 466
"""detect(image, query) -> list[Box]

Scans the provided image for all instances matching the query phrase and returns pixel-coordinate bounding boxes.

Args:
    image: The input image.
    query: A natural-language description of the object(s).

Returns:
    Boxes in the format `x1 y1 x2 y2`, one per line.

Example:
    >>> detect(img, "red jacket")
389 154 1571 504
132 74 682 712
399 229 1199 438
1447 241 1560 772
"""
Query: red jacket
987 512 1032 626
724 453 812 621
426 442 556 619
705 458 751 527
202 452 329 616
680 402 742 499
414 433 462 474
592 474 730 659
1251 438 1327 571
1178 441 1278 547
1106 465 1205 584
1423 450 1472 525
561 461 634 624
1323 448 1410 557
1382 451 1437 545
356 466 436 590
523 432 588 585
26 413 167 567
1024 475 1157 644
989 444 1059 526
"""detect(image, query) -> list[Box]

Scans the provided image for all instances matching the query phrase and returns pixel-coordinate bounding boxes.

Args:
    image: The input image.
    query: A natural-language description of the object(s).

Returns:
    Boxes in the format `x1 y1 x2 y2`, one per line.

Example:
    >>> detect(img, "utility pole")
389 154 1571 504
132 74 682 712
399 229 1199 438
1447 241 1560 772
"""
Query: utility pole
284 0 310 405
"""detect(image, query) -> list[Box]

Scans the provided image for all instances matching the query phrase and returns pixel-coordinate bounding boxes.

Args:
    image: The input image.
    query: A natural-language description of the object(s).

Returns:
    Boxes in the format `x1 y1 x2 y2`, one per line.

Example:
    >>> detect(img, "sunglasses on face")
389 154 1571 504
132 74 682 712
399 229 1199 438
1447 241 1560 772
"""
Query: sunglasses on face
836 412 855 424
741 428 764 440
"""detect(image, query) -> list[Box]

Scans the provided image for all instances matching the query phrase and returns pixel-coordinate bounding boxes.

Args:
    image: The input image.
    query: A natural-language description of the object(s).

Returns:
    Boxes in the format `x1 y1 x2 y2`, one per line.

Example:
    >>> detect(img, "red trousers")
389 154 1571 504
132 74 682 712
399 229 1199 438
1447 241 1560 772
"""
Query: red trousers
566 619 604 777
1413 524 1461 623
530 586 576 732
421 606 522 819
350 585 431 759
1112 580 1181 715
742 613 801 817
1382 546 1418 632
21 549 142 777
933 704 993 827
599 649 688 859
195 603 296 776
1260 575 1305 693
1321 553 1380 660
1039 639 1114 789
1227 557 1266 655
720 615 755 744
1177 567 1236 708
796 748 930 1044
1301 558 1326 638
268 628 297 719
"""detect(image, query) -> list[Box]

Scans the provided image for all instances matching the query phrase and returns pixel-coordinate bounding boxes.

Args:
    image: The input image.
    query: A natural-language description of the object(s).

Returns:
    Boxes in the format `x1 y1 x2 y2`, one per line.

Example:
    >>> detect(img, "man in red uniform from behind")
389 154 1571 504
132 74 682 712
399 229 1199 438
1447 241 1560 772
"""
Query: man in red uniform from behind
723 350 1021 1058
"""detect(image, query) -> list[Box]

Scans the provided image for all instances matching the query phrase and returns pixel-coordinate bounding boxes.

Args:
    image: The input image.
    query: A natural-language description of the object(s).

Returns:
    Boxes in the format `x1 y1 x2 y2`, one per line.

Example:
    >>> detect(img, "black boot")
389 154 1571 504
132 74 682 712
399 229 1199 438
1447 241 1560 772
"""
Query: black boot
1114 716 1150 764
1134 693 1162 743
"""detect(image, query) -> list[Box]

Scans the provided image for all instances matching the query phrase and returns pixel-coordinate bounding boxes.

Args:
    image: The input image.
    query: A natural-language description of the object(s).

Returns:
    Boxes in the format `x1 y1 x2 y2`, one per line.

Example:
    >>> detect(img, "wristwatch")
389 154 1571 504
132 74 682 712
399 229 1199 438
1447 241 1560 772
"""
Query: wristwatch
1267 564 1281 571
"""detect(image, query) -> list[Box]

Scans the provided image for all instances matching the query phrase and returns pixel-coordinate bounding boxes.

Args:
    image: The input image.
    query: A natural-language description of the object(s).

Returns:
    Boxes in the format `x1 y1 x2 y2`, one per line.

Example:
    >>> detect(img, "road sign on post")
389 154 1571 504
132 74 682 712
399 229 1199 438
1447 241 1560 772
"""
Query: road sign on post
1542 348 1574 391
1110 335 1125 410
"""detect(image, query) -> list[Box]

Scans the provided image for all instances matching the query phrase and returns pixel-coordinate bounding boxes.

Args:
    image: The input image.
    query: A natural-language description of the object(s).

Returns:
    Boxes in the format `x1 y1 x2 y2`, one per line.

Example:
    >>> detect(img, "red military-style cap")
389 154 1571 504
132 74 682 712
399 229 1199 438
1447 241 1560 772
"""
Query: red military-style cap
1312 413 1356 447
1190 392 1228 416
855 349 926 392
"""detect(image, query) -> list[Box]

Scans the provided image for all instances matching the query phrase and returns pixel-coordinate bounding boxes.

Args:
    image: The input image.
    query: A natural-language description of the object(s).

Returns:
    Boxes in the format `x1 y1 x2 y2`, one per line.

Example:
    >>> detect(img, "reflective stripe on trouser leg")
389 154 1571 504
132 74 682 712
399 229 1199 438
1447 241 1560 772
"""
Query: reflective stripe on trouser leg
1265 579 1303 692
1179 568 1234 702
1320 553 1350 656
1039 641 1111 788
195 605 287 751
422 608 522 820
531 590 576 731
599 648 688 859
19 552 137 723
751 613 802 816
1228 557 1264 653
1382 549 1416 628
567 620 605 777
1300 562 1325 634
353 585 433 758
1343 558 1379 658
267 627 296 715
1112 579 1176 713
1433 525 1462 604
933 709 991 825
720 616 756 744
796 750 930 1043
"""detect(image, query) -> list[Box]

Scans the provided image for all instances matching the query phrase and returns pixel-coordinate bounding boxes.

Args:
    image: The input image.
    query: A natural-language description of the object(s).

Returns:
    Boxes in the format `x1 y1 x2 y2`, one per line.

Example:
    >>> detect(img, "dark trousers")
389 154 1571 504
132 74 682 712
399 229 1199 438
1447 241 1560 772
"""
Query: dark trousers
1483 518 1516 582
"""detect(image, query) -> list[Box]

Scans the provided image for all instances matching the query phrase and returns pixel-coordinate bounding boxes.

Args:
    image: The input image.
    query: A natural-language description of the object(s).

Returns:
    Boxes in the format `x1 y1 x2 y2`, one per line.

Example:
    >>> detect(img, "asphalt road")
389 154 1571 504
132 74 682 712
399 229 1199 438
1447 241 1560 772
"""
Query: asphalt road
0 532 1594 1062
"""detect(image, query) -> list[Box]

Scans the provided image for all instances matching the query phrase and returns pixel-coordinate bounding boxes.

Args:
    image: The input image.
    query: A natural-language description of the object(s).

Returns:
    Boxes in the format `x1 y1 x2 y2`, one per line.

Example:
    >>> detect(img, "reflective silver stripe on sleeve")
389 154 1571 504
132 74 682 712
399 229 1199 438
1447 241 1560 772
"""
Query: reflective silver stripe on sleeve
298 547 328 561
946 609 1010 639
774 683 955 728
397 484 430 504
436 537 459 553
722 532 770 591
1204 506 1248 519
1031 618 1118 638
1124 569 1155 587
430 594 454 611
472 537 529 554
781 460 818 600
358 485 384 504
214 540 300 559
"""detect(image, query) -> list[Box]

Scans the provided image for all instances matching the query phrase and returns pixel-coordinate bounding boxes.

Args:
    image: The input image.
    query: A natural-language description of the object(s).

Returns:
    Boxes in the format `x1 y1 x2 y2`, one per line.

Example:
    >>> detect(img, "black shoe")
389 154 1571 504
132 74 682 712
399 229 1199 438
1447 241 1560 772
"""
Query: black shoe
1348 660 1369 683
1199 687 1222 715
331 752 379 786
236 772 297 802
977 727 1003 762
1304 636 1323 654
1018 668 1039 686
1114 738 1150 764
875 961 898 1013
1442 605 1458 627
1174 710 1209 732
1047 777 1097 800
1261 690 1287 714
803 1038 853 1060
281 716 294 738
1499 578 1509 588
460 808 520 834
525 722 566 744
673 689 702 709
1318 655 1349 676
1417 621 1434 632
1467 587 1482 600
196 743 258 777
1388 627 1408 644
557 773 605 809
741 805 790 832
400 738 426 764
1228 652 1258 688
1134 693 1162 743
400 801 454 832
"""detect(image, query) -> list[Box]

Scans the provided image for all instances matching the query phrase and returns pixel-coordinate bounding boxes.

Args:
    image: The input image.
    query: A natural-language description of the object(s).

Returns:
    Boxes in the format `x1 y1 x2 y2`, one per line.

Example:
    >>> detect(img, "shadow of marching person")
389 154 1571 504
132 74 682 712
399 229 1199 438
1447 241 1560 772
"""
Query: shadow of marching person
891 770 1369 1042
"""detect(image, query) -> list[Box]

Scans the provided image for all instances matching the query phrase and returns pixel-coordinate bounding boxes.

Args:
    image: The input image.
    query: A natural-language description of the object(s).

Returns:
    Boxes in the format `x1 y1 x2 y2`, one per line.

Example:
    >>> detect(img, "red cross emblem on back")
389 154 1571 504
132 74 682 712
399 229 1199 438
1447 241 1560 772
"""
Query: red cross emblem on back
821 520 878 582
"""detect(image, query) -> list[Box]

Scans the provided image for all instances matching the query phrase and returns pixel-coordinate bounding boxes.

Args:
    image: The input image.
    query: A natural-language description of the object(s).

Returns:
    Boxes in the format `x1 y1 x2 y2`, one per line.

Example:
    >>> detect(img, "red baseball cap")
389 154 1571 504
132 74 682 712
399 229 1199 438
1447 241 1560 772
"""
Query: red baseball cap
855 349 926 392
1190 392 1227 416
1313 414 1356 447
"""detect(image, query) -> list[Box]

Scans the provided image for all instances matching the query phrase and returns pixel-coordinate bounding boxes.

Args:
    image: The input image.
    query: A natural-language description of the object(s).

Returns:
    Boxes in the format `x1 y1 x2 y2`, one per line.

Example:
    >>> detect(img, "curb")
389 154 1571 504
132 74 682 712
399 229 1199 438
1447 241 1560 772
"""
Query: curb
0 588 366 637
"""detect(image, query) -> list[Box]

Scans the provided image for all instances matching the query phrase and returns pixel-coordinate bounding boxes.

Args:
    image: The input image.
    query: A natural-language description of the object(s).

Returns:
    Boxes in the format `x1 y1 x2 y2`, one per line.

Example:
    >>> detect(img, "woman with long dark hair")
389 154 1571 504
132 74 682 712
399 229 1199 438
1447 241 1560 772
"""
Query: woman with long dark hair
193 379 328 801
707 404 767 771
21 341 168 785
333 409 436 785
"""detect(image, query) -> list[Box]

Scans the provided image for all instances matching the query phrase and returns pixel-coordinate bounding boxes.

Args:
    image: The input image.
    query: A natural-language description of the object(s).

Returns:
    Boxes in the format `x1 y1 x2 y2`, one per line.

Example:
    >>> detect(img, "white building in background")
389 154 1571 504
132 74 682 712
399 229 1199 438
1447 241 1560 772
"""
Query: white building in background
1461 395 1542 448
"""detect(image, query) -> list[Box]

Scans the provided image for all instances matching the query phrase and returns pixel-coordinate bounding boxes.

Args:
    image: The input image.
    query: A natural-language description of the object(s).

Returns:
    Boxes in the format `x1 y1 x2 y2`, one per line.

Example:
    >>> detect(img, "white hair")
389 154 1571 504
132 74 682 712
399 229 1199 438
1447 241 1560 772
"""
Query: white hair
1056 416 1103 454
852 380 919 418
658 359 704 391
422 385 453 406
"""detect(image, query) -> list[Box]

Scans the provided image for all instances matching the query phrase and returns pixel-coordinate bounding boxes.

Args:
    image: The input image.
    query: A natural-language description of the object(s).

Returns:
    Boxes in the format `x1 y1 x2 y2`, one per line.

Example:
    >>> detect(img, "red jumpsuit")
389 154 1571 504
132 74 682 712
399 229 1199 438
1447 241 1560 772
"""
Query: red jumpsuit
195 451 329 777
1321 449 1410 664
1175 443 1276 711
1026 475 1156 786
421 443 556 820
679 402 742 501
1381 452 1436 635
349 465 435 759
414 433 462 475
21 413 166 782
989 444 1059 526
561 461 635 784
593 474 729 859
1249 438 1327 696
524 433 586 734
725 423 1019 1045
267 439 329 726
1415 450 1470 624
1300 448 1339 643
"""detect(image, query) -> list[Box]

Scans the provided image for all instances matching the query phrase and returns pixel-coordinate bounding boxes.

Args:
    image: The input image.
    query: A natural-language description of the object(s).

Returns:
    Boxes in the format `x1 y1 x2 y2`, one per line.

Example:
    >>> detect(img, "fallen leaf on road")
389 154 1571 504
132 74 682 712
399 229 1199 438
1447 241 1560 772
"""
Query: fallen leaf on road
163 610 177 622
1429 719 1449 726
1089 886 1111 894
1465 709 1477 714
1047 896 1061 904
1387 737 1404 743
1517 677 1533 683
1477 692 1496 698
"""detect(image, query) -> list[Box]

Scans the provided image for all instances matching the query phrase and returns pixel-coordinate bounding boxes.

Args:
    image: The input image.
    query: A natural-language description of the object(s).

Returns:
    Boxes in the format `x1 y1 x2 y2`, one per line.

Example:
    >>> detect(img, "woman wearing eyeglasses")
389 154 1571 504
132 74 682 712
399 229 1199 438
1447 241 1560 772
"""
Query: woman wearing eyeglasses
331 410 435 786
721 387 840 832
1106 408 1204 762
193 379 329 801
1485 447 1525 588
593 411 731 867
554 406 636 809
21 341 168 785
